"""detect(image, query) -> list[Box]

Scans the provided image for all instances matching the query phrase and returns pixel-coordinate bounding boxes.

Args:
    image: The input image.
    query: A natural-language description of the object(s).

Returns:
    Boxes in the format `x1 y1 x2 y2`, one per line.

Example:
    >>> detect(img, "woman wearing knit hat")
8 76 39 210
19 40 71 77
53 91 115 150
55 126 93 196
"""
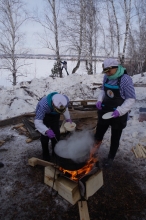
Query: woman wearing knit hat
34 92 72 161
94 58 136 167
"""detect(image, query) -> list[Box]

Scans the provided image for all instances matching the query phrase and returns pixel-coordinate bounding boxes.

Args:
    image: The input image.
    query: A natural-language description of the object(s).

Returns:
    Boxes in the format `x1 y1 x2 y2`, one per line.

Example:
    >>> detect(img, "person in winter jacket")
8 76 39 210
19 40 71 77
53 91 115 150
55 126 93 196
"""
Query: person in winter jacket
34 92 72 161
61 61 69 76
95 58 136 167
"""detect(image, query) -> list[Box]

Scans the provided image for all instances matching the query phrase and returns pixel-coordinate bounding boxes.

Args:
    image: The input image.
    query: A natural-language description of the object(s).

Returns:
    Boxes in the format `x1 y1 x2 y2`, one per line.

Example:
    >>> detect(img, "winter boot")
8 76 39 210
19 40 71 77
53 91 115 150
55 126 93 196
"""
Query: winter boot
102 157 114 168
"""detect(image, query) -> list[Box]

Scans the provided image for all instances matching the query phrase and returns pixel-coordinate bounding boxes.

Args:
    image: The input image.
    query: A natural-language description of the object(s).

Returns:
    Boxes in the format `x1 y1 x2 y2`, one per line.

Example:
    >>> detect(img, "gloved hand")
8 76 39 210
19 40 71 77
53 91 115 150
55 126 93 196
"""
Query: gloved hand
66 119 72 123
96 101 102 110
46 129 55 138
112 110 120 118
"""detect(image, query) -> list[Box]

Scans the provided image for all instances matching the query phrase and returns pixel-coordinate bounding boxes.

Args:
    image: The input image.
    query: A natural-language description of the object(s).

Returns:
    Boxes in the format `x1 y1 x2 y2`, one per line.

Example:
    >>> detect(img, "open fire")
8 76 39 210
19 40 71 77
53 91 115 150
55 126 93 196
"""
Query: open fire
59 144 100 181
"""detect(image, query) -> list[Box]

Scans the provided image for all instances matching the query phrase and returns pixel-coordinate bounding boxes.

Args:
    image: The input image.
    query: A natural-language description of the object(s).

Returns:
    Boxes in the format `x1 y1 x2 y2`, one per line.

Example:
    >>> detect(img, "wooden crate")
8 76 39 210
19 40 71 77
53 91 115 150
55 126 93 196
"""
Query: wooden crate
44 165 103 205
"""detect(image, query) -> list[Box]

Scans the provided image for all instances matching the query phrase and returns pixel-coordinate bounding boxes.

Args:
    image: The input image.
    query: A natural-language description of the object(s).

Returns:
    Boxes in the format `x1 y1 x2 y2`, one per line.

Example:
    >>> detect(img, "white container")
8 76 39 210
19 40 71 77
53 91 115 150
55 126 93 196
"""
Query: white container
64 122 76 132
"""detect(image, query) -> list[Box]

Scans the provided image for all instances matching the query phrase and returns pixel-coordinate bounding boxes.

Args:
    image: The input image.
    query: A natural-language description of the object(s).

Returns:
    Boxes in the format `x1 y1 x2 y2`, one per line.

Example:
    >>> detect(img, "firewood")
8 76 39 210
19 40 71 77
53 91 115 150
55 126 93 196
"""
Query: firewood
0 140 5 146
19 126 27 132
28 157 57 167
26 138 33 143
138 145 145 158
78 201 90 220
140 145 146 158
137 144 143 158
134 146 141 158
12 123 24 129
132 148 138 158
141 145 146 154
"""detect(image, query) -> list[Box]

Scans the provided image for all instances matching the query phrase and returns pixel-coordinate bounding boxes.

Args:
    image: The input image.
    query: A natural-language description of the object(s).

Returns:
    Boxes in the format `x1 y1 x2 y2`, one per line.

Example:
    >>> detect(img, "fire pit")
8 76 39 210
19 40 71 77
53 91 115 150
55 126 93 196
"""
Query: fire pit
28 145 103 220
44 143 103 205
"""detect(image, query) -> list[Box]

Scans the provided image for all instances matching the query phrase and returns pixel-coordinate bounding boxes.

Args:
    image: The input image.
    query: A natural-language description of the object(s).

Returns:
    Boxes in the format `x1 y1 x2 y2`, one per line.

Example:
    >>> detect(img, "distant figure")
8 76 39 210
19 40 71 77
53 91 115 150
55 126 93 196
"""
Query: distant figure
61 61 69 76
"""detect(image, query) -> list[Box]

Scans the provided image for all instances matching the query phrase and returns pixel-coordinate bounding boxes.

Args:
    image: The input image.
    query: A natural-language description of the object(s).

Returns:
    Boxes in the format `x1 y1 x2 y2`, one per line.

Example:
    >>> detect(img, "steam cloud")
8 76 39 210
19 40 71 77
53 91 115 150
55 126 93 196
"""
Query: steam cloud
54 130 94 163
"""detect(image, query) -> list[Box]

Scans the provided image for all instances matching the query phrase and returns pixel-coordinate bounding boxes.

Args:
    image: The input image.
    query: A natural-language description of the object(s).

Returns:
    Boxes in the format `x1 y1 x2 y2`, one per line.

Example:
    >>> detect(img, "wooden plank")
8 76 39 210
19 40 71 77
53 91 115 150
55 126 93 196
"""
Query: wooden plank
0 113 35 127
78 201 90 220
0 105 97 128
135 147 141 158
60 110 97 120
141 145 146 154
56 177 81 205
134 84 146 87
28 157 56 167
44 175 58 191
45 165 60 179
140 145 146 158
70 99 96 105
22 118 40 140
85 171 103 199
12 123 24 129
26 138 33 143
132 148 138 158
138 145 145 158
137 145 143 158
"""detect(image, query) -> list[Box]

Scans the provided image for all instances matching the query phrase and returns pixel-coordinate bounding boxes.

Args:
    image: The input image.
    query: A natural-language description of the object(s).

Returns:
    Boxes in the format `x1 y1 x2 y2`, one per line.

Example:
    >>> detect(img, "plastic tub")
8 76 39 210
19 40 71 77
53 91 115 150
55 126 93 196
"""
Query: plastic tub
64 122 76 132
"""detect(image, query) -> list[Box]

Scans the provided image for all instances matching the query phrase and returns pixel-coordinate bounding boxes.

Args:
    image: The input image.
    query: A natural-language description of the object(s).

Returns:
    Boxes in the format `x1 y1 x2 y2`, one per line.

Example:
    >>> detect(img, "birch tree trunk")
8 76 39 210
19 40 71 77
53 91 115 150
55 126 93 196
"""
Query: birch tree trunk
72 0 84 74
0 0 29 86
121 0 132 65
35 0 62 77
50 0 62 77
110 0 121 61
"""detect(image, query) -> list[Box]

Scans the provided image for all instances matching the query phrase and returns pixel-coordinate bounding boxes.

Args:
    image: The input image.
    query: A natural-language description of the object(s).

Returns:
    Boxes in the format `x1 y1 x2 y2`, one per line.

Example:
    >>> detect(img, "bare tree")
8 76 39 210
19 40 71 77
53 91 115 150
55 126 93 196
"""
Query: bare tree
60 0 84 74
0 0 29 86
100 0 132 65
35 0 62 77
81 0 98 75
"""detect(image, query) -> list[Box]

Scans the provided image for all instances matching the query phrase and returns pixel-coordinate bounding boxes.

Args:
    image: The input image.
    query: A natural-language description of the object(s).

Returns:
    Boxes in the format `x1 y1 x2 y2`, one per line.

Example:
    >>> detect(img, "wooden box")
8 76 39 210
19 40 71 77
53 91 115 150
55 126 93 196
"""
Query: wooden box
44 165 103 205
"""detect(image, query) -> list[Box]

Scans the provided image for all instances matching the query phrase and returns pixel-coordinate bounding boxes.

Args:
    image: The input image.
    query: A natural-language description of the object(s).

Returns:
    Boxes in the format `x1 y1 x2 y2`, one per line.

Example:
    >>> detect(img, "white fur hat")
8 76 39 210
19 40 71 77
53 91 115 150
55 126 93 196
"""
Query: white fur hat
103 58 119 69
52 94 67 109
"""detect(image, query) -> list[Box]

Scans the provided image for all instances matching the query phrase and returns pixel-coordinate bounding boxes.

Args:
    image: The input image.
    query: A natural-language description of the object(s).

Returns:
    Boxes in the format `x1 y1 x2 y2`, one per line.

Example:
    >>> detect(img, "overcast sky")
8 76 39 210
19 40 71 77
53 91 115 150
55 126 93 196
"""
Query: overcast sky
23 0 48 54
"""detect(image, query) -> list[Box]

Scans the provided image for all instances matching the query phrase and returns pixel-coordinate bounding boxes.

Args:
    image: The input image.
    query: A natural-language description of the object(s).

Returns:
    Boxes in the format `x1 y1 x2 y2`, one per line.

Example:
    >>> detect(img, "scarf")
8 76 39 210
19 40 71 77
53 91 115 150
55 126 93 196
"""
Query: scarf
47 92 58 110
107 65 126 80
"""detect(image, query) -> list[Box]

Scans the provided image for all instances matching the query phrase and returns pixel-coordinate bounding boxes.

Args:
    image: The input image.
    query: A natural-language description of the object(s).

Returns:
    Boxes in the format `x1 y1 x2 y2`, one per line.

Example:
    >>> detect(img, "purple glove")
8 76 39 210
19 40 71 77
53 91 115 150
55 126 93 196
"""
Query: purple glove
96 101 102 110
66 119 72 123
46 129 55 138
112 110 120 118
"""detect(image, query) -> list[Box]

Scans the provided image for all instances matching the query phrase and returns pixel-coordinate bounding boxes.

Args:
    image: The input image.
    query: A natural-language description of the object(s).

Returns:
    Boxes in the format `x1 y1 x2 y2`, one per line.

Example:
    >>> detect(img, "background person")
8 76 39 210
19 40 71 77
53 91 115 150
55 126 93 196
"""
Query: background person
95 58 136 167
61 61 69 76
34 92 72 161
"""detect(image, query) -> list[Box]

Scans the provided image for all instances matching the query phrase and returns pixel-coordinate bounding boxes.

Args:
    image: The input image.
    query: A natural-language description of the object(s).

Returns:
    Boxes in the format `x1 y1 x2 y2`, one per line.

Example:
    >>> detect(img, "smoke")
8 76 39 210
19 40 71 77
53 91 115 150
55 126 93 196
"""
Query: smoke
54 130 94 163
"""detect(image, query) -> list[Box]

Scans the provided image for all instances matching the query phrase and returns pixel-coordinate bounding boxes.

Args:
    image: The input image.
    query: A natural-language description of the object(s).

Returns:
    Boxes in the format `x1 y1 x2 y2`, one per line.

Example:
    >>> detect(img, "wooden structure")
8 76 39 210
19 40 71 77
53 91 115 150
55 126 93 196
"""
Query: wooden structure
28 157 104 220
0 99 97 128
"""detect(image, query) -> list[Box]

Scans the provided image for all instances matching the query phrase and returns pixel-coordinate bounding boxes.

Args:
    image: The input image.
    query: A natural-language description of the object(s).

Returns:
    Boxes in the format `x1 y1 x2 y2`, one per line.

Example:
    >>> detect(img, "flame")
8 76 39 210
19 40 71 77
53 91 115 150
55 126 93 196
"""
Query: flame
59 143 101 181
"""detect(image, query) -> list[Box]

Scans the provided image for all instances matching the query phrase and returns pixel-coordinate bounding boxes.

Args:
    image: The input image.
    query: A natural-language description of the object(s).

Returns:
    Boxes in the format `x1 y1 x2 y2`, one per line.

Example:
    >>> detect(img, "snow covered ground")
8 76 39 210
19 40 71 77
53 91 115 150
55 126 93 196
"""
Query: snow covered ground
0 60 146 219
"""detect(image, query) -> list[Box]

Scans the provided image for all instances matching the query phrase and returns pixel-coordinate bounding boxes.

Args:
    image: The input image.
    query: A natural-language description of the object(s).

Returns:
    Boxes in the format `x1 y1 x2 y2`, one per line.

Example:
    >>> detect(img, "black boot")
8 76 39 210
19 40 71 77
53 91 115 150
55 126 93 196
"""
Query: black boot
0 162 4 168
102 158 113 168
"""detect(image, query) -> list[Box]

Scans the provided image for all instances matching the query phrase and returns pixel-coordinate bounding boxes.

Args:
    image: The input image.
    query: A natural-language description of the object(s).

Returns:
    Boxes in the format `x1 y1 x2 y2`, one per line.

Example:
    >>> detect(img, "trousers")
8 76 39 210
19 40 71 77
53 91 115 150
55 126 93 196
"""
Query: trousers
95 110 127 159
40 113 60 161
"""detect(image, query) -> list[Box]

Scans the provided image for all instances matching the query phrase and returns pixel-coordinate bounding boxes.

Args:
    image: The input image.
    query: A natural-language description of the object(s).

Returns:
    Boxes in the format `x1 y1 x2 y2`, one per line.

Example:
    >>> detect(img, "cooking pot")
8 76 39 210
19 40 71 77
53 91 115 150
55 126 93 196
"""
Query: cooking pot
54 141 90 170
54 153 89 171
